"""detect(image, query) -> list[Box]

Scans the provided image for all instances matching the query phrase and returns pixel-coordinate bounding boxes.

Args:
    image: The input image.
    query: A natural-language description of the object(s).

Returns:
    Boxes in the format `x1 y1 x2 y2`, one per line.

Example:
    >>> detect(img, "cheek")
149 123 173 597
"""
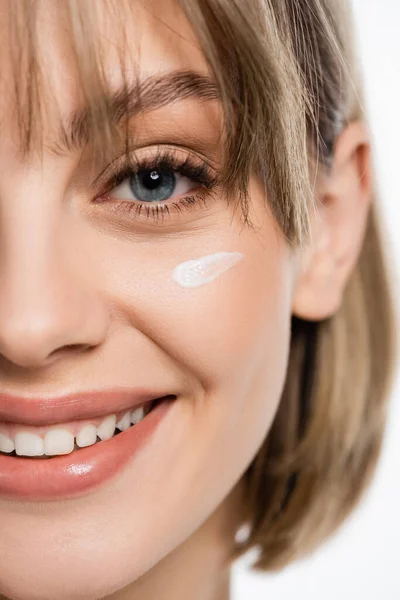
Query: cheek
93 224 294 545
98 223 293 410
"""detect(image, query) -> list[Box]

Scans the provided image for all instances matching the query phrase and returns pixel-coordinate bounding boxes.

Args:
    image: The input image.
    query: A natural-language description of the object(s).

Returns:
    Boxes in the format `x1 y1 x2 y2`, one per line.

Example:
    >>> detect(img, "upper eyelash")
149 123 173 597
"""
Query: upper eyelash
92 148 220 224
97 148 219 196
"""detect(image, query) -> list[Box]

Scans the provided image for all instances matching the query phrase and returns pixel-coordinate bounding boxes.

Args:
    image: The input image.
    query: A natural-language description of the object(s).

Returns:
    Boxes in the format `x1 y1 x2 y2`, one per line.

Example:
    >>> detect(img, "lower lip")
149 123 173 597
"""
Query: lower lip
0 397 174 501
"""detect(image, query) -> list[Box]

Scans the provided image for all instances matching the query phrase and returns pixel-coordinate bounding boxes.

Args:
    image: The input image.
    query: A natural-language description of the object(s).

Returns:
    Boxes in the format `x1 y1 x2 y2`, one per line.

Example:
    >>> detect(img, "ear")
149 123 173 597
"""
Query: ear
292 120 373 321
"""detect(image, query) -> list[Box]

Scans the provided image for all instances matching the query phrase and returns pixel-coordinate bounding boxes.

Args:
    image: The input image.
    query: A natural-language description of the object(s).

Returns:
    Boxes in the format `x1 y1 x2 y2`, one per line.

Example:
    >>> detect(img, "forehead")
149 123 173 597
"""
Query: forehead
89 0 210 79
0 0 211 142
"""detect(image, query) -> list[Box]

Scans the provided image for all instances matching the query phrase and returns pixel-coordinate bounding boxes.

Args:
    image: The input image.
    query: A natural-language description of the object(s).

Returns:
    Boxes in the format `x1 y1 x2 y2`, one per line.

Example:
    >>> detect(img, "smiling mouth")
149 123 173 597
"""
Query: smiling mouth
0 395 173 460
0 393 177 500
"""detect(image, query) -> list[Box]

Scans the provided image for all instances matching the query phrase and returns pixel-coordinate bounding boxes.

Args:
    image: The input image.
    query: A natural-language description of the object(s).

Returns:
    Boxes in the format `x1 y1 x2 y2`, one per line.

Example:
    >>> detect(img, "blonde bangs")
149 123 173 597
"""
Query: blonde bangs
7 0 137 166
6 0 316 245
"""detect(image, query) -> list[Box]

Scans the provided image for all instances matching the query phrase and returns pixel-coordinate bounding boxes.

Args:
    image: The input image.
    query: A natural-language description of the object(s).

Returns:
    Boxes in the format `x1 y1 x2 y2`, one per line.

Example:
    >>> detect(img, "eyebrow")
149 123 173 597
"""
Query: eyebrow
52 70 220 155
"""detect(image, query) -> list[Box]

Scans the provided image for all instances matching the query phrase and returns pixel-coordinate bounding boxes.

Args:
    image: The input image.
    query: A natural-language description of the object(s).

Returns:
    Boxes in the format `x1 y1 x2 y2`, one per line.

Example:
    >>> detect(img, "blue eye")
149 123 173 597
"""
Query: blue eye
130 169 176 202
94 148 222 224
110 166 196 204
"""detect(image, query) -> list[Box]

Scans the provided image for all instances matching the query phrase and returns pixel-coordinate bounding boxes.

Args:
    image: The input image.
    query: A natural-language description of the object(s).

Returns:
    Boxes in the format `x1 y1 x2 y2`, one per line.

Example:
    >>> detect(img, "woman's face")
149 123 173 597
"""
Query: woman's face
0 2 299 599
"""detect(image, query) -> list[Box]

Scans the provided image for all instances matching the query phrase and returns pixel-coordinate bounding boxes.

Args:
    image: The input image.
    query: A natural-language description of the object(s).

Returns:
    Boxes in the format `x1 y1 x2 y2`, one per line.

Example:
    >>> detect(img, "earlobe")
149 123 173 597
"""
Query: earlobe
291 120 373 322
291 213 342 321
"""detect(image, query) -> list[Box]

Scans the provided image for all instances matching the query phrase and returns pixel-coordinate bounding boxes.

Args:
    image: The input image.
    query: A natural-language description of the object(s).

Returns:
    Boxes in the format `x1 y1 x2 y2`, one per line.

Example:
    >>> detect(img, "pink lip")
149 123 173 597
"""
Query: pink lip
0 388 170 426
0 396 175 501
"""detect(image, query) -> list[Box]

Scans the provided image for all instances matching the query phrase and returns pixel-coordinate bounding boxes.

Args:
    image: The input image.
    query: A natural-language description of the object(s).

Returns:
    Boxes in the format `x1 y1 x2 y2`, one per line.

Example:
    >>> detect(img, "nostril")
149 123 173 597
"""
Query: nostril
52 343 94 355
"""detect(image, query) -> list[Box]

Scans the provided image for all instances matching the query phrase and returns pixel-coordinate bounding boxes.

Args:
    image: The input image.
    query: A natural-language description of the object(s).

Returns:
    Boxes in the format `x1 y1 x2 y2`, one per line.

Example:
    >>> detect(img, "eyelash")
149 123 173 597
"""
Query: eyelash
93 148 220 223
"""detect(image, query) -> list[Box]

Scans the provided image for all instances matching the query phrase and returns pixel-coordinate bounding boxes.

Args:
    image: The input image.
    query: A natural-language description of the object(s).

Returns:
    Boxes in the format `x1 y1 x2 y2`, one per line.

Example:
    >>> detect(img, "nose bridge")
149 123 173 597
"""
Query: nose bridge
0 171 109 368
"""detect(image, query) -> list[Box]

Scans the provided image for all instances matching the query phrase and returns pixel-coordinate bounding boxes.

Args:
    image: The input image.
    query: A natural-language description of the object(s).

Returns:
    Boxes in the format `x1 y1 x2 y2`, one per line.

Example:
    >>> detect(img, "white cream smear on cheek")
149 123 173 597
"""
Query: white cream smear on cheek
172 252 244 288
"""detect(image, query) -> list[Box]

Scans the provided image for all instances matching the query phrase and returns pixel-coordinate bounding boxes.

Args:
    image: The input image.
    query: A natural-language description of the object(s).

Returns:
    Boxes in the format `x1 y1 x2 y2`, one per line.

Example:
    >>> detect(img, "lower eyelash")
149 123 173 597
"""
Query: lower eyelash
99 191 211 224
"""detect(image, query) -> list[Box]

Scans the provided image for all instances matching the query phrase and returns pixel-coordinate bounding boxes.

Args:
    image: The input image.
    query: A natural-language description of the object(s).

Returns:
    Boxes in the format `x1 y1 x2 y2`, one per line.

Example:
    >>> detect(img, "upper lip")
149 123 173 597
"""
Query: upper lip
0 388 170 426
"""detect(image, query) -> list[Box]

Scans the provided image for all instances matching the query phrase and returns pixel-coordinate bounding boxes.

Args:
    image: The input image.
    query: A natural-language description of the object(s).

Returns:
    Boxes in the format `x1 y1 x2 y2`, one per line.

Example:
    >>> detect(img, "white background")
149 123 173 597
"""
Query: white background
232 1 400 598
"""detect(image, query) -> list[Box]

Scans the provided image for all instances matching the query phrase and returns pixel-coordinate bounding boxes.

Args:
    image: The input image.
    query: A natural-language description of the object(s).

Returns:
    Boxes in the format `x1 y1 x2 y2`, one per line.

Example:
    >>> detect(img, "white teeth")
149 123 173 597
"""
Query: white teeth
44 428 75 456
76 424 97 448
96 414 117 441
15 432 45 457
131 406 144 425
0 433 15 453
116 411 131 431
0 404 149 457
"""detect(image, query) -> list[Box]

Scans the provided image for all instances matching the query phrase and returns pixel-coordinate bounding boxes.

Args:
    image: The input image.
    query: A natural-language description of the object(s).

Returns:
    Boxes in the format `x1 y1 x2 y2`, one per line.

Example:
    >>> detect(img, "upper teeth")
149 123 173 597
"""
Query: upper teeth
0 405 146 458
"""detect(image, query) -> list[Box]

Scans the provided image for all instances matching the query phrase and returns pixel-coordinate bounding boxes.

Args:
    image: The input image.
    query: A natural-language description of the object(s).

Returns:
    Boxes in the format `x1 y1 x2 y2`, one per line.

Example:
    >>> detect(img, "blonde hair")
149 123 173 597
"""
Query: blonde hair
5 0 398 572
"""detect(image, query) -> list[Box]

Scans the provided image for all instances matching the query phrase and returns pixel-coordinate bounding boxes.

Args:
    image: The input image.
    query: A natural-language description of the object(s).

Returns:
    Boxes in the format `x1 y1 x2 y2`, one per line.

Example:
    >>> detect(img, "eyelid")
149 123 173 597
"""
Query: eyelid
92 144 221 194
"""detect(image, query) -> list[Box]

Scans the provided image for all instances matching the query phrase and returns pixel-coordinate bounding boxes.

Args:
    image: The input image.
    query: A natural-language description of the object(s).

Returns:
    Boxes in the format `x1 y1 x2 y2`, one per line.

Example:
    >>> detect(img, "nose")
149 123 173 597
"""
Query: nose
0 192 109 369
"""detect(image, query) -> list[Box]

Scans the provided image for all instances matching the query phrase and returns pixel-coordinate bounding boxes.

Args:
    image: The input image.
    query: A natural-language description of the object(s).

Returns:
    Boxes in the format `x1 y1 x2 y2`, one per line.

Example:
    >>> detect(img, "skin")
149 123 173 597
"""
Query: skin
0 1 372 599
